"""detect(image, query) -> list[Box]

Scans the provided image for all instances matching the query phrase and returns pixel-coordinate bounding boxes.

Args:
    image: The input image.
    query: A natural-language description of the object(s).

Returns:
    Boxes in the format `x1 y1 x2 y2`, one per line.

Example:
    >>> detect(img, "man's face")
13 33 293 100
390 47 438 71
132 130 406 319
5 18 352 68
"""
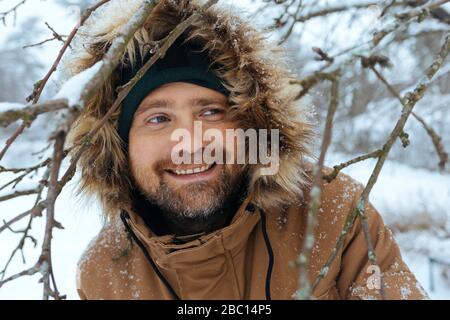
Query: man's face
129 82 245 219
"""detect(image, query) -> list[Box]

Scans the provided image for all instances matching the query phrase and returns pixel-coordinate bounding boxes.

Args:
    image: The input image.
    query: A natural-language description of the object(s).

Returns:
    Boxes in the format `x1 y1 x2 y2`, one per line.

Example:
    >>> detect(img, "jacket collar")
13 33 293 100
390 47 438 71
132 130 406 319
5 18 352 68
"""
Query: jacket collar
124 192 261 268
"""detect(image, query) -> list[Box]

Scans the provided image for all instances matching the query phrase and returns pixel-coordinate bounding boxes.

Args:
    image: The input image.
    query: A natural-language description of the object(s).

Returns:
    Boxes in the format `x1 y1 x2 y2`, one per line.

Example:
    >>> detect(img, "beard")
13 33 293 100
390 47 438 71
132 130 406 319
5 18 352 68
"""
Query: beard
130 157 249 235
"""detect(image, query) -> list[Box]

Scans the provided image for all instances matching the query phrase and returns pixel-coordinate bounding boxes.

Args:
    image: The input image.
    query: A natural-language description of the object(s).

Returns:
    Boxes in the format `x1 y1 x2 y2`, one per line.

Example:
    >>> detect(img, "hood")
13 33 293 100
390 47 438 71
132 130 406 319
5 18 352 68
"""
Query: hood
65 0 317 222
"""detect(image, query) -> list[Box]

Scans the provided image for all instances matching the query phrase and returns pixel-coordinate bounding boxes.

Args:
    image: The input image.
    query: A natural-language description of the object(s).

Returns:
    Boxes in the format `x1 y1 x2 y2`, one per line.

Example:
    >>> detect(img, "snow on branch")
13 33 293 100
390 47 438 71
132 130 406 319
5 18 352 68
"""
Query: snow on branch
53 61 103 107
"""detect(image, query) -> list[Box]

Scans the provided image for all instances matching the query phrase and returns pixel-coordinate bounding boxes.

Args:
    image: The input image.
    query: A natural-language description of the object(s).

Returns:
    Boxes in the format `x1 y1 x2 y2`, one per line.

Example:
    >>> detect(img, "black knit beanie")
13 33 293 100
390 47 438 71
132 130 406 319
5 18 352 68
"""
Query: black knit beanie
117 37 229 143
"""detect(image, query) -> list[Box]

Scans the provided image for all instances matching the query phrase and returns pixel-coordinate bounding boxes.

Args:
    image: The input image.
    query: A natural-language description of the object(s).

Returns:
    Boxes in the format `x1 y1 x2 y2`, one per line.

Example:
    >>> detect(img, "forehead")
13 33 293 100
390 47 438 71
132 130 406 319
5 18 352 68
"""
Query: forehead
145 82 226 100
135 82 228 114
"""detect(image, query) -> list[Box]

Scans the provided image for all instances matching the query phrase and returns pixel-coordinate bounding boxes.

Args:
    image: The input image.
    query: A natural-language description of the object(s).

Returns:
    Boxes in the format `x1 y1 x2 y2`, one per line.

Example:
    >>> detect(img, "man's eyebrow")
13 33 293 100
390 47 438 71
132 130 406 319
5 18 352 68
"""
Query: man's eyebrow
135 99 170 117
187 97 227 106
135 97 227 117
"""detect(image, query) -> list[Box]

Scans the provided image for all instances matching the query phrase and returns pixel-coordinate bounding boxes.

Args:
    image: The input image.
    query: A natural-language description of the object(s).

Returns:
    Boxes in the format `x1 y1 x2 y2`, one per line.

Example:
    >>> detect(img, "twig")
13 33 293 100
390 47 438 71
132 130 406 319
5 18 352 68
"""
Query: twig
0 1 112 163
40 130 65 300
0 0 26 26
0 189 39 202
0 172 29 192
322 149 384 183
27 0 112 104
289 0 449 100
0 99 69 128
0 99 70 162
0 169 50 279
295 70 341 300
0 0 133 162
278 0 303 45
0 201 46 234
290 70 339 99
0 265 40 288
368 64 449 171
23 22 68 49
75 0 160 108
374 0 450 46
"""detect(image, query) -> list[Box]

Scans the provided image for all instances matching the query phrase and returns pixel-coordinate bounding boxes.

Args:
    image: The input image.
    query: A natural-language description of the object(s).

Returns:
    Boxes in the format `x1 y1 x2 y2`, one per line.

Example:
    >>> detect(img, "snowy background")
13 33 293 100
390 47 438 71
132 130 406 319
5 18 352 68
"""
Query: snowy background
0 0 449 299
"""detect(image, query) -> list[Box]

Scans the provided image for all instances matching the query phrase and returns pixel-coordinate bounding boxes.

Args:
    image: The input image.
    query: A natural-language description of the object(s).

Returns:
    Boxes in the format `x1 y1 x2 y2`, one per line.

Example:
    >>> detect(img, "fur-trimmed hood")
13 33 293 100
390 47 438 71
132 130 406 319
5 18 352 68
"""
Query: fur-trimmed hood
65 0 317 221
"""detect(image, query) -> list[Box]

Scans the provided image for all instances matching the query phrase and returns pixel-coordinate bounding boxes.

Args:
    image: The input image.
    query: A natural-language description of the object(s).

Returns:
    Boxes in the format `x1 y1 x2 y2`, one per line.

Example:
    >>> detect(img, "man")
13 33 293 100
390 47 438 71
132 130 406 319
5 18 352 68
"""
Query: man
67 0 427 299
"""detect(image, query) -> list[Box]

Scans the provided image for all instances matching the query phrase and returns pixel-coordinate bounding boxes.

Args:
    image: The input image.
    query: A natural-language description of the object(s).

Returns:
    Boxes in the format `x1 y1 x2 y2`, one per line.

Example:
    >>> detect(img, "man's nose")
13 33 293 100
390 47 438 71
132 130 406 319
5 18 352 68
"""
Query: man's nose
172 118 206 161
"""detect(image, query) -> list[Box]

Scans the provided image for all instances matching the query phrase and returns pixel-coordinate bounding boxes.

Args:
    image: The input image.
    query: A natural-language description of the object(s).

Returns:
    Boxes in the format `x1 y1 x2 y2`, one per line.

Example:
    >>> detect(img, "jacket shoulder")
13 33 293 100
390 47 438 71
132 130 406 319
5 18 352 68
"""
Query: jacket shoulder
313 167 427 299
312 166 365 225
322 166 363 198
76 217 132 299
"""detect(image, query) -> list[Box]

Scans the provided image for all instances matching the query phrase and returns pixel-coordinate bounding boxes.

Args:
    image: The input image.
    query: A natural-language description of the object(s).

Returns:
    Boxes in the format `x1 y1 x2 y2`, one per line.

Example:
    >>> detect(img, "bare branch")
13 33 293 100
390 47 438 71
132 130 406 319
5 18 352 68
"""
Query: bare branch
368 63 449 171
40 129 65 300
23 22 68 49
322 149 384 183
0 0 26 26
0 188 39 202
0 99 69 128
0 201 46 234
27 0 112 104
374 0 450 46
0 265 40 289
0 169 50 279
0 1 112 163
290 71 339 99
296 70 341 300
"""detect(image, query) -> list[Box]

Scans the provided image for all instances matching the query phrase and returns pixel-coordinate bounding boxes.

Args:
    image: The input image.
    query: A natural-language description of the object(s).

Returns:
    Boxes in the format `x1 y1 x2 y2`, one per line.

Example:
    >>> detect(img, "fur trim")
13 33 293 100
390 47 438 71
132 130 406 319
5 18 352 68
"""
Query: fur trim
65 0 317 221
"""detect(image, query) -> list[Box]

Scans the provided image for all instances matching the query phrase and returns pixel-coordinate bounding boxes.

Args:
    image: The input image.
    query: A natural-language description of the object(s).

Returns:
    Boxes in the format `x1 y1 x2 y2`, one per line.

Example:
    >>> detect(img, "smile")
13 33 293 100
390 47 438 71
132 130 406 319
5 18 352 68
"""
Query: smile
170 163 214 175
166 162 216 176
164 162 219 184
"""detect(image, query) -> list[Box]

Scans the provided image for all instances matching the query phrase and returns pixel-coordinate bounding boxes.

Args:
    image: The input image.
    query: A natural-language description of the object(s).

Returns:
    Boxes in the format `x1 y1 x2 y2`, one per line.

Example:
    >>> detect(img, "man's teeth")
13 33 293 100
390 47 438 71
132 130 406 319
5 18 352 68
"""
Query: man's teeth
173 164 213 175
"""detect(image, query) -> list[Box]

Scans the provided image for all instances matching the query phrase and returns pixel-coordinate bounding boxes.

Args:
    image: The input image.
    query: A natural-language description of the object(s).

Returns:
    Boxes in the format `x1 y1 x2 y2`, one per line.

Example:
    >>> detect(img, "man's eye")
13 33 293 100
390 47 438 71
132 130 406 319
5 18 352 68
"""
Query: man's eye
146 115 170 124
202 108 225 117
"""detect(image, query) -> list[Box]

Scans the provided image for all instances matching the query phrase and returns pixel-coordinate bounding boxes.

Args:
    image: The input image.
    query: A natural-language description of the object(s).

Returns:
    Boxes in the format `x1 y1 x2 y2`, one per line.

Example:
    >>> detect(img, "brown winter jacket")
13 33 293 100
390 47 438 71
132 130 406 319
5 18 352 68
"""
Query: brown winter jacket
65 0 427 300
76 165 427 300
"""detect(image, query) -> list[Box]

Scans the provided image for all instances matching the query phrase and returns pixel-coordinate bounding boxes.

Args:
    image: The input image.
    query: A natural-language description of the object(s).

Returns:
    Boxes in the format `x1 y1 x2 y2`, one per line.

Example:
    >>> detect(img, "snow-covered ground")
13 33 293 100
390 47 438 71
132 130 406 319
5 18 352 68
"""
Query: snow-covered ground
0 148 449 299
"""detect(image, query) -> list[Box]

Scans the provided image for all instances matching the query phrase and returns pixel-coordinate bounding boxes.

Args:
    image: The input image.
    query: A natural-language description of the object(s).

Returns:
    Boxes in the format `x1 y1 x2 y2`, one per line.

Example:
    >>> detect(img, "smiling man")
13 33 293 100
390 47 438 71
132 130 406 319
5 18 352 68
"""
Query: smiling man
68 0 427 300
128 81 247 236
